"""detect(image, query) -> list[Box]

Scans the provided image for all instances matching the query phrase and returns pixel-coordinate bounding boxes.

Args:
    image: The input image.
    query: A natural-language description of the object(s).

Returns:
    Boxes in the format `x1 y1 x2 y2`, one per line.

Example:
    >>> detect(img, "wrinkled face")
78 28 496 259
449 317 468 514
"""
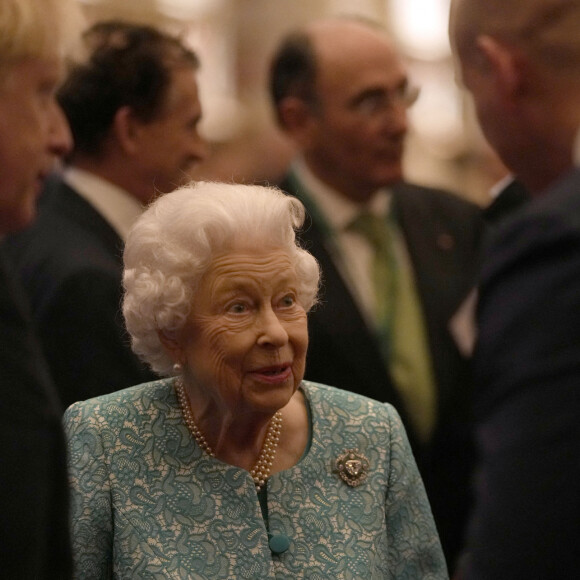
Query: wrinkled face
0 56 72 233
133 67 205 202
176 247 309 418
304 27 411 201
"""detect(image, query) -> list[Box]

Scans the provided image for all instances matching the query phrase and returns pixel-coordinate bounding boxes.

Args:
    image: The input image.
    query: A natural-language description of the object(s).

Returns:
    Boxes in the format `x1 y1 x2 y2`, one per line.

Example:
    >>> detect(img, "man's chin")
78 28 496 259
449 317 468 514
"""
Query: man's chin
376 169 404 188
6 196 38 233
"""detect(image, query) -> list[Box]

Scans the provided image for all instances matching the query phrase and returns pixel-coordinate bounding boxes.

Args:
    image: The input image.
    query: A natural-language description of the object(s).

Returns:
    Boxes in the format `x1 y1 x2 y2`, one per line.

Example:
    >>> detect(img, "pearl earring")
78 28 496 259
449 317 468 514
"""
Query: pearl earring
173 362 182 374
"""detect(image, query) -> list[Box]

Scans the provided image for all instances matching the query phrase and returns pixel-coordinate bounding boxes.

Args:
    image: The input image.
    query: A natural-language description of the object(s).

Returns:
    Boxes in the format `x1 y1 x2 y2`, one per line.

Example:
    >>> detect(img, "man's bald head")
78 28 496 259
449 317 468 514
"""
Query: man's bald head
450 0 580 193
269 16 415 201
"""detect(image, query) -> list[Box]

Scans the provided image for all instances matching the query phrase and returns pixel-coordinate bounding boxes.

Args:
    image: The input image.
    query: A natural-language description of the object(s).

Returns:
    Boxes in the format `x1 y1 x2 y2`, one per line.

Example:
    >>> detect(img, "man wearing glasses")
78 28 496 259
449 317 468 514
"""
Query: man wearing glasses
269 16 484 574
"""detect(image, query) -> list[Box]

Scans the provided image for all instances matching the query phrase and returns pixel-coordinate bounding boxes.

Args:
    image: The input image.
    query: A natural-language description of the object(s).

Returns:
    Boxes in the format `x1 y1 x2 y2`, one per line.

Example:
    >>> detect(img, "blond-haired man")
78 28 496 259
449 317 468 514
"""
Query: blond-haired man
0 1 81 576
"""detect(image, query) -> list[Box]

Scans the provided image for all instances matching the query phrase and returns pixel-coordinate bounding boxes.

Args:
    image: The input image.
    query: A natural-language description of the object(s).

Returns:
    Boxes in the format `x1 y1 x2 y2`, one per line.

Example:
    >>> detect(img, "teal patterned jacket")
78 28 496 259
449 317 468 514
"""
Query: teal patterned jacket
64 379 448 579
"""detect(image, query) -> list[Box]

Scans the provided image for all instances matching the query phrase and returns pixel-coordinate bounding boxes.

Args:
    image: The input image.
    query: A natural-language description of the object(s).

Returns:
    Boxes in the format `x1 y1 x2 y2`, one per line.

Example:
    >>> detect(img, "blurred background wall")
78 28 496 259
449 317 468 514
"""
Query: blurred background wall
77 0 505 205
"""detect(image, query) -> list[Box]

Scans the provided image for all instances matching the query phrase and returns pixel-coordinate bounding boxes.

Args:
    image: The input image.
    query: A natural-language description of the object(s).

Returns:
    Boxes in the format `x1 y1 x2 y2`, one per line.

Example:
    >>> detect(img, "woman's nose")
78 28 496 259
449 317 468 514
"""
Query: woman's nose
256 307 289 347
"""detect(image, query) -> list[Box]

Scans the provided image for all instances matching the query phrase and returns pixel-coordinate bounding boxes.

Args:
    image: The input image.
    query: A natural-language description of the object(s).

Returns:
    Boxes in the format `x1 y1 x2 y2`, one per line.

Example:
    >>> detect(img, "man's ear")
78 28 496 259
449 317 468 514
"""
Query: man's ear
477 35 524 106
277 97 318 147
112 105 141 155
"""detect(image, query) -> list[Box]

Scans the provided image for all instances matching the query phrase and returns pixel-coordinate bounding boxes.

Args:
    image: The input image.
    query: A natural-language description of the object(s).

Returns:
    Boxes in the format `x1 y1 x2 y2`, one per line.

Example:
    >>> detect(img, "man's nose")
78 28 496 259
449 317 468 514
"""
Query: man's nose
49 103 73 158
383 102 409 136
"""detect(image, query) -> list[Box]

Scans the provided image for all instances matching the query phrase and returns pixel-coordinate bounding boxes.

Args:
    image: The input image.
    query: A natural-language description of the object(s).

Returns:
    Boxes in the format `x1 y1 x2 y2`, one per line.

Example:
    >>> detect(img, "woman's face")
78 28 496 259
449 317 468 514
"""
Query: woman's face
176 247 308 417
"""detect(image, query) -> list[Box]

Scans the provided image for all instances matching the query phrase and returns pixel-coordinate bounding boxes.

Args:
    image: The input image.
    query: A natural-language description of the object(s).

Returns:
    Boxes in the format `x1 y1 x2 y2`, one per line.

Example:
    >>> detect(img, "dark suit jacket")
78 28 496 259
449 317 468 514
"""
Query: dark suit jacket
483 177 530 225
0 250 72 578
464 167 580 579
4 175 157 409
280 173 485 571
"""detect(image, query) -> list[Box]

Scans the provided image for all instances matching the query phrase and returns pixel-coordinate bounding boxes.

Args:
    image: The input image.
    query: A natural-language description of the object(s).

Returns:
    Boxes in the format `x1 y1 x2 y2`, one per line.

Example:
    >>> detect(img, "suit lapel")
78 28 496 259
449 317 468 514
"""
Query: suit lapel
393 184 462 324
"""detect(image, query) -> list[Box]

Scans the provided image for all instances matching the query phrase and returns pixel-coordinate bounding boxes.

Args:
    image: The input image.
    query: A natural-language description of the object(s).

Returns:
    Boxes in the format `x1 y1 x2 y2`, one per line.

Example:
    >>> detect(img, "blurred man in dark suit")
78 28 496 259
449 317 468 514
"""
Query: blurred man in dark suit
0 0 81 576
450 0 580 577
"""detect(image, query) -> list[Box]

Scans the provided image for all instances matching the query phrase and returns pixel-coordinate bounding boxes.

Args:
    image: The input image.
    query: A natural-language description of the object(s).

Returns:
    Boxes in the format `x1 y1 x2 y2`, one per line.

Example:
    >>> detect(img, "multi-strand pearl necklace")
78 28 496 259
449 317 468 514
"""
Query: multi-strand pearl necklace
175 378 283 492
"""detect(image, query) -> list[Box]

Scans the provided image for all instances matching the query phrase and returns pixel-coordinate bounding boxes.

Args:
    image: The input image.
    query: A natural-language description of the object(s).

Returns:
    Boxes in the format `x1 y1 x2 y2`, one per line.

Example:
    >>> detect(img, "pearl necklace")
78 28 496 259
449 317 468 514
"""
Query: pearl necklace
175 378 283 492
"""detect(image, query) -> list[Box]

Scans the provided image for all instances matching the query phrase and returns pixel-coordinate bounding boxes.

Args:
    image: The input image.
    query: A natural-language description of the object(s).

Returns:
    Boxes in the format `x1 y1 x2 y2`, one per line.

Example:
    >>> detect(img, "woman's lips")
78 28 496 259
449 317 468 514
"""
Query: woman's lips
249 364 292 384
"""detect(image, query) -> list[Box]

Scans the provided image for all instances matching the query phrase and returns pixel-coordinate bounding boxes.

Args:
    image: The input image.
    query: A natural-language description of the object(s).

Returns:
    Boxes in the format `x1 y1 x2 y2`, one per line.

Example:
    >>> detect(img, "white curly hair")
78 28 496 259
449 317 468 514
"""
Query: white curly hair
122 180 320 376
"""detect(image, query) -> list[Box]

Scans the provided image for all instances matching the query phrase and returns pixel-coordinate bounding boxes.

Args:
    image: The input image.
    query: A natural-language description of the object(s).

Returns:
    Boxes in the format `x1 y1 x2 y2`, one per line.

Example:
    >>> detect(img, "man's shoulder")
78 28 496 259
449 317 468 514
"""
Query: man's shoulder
528 167 580 223
5 175 121 270
393 181 485 248
11 175 96 237
394 181 481 215
478 168 580 294
493 169 580 241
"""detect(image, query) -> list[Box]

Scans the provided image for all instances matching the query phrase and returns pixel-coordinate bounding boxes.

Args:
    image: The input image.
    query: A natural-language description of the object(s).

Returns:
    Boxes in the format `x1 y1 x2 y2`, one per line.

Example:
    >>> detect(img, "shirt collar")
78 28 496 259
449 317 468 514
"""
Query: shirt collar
63 167 144 241
489 173 516 200
292 158 391 231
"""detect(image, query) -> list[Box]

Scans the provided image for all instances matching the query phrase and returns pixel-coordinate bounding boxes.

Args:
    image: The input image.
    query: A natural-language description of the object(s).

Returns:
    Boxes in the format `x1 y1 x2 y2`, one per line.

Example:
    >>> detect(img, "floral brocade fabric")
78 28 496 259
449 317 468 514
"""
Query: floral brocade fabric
64 379 447 579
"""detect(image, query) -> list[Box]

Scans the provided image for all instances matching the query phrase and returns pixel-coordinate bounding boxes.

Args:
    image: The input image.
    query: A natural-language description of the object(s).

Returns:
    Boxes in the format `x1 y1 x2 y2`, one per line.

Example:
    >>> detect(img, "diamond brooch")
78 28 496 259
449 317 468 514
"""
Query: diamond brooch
335 448 370 487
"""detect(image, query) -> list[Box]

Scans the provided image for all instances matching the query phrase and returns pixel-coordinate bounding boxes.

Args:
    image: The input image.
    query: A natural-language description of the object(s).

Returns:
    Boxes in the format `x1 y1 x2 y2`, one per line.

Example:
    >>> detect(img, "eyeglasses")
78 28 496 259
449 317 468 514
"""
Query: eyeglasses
352 83 421 117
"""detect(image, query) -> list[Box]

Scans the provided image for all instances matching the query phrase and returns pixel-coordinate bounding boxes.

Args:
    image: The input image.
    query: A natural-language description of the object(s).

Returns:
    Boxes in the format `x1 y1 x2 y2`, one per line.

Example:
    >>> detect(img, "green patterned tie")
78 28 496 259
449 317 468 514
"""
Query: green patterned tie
348 210 436 443
348 211 397 342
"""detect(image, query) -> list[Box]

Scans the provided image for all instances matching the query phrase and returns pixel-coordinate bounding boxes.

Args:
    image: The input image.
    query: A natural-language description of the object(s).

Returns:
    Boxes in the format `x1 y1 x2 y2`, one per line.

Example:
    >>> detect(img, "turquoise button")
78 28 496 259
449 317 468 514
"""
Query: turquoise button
269 534 290 554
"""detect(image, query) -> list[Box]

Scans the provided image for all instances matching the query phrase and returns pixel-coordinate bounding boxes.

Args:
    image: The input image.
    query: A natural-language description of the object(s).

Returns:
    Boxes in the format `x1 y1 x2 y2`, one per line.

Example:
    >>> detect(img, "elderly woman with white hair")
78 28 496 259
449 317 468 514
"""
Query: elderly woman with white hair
64 181 447 579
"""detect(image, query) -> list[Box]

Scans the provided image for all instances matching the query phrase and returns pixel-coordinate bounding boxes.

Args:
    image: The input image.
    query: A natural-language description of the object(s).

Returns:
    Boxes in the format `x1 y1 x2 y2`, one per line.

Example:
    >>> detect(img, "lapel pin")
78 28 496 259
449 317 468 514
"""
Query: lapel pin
437 233 454 250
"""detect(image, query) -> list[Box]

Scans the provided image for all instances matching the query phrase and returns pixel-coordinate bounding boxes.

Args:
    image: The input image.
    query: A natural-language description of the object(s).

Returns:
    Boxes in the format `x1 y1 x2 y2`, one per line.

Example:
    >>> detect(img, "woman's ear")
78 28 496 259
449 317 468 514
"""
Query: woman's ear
277 96 318 147
157 329 183 365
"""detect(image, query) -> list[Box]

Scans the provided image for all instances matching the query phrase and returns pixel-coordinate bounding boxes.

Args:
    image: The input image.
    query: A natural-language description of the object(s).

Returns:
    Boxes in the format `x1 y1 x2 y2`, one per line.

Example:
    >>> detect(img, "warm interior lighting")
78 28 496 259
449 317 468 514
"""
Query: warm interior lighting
156 0 224 18
389 0 451 61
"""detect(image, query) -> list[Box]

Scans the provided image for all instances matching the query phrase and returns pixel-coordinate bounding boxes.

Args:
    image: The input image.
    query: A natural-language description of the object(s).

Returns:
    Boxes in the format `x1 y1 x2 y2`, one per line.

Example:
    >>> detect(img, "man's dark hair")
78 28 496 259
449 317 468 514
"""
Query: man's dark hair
269 31 317 124
58 20 199 159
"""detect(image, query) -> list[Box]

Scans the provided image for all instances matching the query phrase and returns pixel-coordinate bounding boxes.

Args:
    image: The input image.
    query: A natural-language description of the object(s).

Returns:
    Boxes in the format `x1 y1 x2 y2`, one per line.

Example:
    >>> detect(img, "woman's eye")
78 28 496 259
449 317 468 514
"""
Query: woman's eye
280 294 296 307
228 302 247 314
